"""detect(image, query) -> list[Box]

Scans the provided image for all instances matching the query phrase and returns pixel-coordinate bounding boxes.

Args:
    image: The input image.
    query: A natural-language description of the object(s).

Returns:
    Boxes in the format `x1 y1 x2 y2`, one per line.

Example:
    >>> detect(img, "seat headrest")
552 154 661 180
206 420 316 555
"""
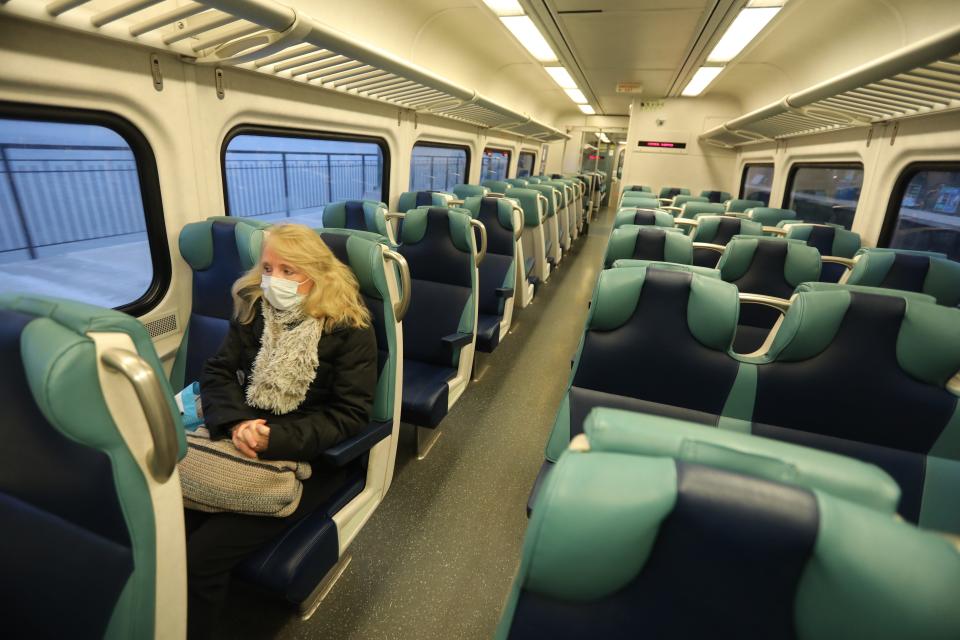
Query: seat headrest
313 229 391 301
613 208 675 229
619 196 661 210
673 195 708 207
745 207 798 226
452 184 489 199
785 224 861 258
179 217 266 270
504 188 542 226
694 216 763 243
847 248 960 306
399 206 474 253
718 236 821 286
604 226 691 267
726 198 766 213
461 196 516 232
680 202 726 219
481 179 511 193
611 259 721 279
398 191 452 212
321 200 389 237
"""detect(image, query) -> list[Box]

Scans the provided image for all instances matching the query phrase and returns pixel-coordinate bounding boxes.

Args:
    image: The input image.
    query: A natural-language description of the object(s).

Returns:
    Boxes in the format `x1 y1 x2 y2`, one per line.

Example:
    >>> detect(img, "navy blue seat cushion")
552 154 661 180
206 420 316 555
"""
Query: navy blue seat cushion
703 190 724 203
509 462 818 639
630 211 657 226
400 360 457 427
476 313 502 353
186 221 248 384
731 241 793 345
753 292 956 521
415 191 434 207
804 227 846 283
403 279 471 366
732 323 772 354
713 217 745 246
0 309 133 637
343 201 367 231
629 228 667 261
237 466 365 603
478 254 513 316
693 247 722 269
570 269 738 440
881 253 930 293
477 197 515 256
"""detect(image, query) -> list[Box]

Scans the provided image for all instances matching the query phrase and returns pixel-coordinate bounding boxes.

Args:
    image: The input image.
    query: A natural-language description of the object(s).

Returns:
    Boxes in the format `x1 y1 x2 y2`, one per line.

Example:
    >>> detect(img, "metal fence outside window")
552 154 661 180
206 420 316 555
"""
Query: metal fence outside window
409 156 465 192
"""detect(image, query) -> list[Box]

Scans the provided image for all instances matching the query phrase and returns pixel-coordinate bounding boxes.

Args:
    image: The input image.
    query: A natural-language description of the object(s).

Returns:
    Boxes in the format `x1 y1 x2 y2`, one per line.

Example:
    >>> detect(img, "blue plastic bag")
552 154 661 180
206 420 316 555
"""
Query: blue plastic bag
175 381 204 432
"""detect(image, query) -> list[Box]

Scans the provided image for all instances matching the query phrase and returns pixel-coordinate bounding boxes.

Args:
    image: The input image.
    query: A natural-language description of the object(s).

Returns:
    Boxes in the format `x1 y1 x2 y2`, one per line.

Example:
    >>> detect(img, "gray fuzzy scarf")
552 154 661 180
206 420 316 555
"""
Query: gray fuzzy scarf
245 300 323 415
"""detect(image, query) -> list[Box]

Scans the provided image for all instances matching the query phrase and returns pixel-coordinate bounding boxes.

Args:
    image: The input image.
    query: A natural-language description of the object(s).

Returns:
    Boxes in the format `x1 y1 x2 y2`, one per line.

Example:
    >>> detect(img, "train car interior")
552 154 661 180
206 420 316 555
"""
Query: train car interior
2 0 960 638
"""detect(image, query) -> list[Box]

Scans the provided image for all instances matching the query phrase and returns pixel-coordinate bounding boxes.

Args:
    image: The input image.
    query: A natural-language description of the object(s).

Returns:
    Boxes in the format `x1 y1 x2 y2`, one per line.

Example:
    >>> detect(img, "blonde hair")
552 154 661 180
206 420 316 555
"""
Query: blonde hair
232 224 371 331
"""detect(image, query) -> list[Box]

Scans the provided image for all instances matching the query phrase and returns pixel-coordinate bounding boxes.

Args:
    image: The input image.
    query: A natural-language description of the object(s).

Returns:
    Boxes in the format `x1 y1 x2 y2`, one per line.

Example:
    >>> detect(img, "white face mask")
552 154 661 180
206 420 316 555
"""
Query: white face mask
260 275 306 311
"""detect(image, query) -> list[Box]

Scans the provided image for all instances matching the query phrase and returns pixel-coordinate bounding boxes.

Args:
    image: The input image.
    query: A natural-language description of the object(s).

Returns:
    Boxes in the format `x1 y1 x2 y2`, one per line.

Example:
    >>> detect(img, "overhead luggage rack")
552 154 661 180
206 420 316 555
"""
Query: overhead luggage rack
1 0 569 142
701 24 960 148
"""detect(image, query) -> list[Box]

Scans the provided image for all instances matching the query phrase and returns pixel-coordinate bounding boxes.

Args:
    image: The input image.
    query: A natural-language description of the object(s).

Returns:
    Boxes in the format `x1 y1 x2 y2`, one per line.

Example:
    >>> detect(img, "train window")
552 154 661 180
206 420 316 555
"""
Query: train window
0 106 168 314
222 127 388 227
739 163 774 205
879 164 960 261
517 150 536 178
481 148 511 181
410 141 469 192
783 163 864 229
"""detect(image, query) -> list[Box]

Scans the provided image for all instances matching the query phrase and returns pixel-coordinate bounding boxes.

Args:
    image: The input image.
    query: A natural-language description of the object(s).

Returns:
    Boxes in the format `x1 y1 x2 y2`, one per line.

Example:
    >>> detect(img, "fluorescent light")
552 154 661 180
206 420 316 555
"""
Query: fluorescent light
545 66 577 89
681 66 723 96
598 133 610 143
707 7 781 62
579 104 595 115
500 16 557 62
565 88 587 103
483 0 524 16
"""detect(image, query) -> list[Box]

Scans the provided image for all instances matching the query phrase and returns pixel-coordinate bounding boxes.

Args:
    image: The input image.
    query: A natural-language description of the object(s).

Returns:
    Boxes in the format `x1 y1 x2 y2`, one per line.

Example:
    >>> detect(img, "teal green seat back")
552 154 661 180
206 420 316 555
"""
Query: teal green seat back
525 176 543 184
543 265 744 462
718 236 821 296
452 184 489 199
0 293 186 639
527 184 559 217
745 207 797 226
504 188 543 228
613 208 675 230
846 248 960 307
398 191 453 212
620 195 661 210
604 226 691 267
500 410 960 640
314 230 397 422
785 224 861 258
506 178 530 188
726 198 766 213
611 260 720 278
173 216 267 391
680 202 725 219
673 195 708 207
481 179 511 193
543 180 573 206
700 189 732 203
693 216 763 244
321 200 390 237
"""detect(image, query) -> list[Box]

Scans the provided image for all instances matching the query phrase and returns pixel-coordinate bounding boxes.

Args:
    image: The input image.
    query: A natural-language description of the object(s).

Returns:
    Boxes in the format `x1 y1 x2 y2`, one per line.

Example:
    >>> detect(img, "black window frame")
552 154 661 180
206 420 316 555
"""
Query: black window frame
878 160 960 250
738 162 774 199
517 149 537 178
410 139 471 190
781 161 865 227
481 146 512 180
0 101 170 317
221 123 392 218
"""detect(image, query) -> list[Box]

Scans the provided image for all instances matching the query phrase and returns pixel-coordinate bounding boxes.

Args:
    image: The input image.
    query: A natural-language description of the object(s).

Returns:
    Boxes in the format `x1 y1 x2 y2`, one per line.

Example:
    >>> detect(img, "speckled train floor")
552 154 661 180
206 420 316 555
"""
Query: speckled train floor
219 206 613 640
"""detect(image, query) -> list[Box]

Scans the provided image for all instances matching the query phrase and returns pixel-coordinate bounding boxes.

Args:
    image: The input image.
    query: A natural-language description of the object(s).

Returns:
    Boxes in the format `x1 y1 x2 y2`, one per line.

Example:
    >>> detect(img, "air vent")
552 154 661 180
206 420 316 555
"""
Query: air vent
144 313 178 338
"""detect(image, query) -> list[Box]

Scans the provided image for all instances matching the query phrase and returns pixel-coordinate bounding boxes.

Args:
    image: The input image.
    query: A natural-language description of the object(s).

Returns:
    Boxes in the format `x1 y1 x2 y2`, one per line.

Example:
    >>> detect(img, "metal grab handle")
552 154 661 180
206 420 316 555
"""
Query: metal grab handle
763 226 788 236
469 218 488 265
101 348 178 484
537 193 549 220
384 212 406 221
511 205 524 240
382 248 411 322
692 242 727 254
738 293 792 314
822 255 856 269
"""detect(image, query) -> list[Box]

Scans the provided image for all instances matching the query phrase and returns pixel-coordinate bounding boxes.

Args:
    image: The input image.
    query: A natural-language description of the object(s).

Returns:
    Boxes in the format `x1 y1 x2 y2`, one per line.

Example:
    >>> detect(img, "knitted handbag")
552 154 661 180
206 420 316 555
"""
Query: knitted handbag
178 428 312 518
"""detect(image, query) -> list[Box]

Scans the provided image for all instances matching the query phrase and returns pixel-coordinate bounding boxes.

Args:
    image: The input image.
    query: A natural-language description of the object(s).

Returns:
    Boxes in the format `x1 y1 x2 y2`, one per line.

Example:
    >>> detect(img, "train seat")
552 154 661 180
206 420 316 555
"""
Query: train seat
844 248 960 307
506 187 550 293
540 181 572 251
725 198 766 213
691 215 764 268
237 229 404 614
671 194 708 208
397 190 454 212
526 183 564 266
545 179 580 241
784 223 861 282
500 409 960 640
658 186 690 199
717 236 821 354
481 179 512 193
741 284 960 531
0 294 186 639
543 264 744 465
506 178 530 188
700 189 732 203
603 226 692 268
740 206 798 227
172 217 268 391
321 200 393 243
452 184 490 199
612 208 676 230
461 196 524 352
524 176 543 184
395 207 479 434
678 201 725 219
623 184 653 193
618 195 662 210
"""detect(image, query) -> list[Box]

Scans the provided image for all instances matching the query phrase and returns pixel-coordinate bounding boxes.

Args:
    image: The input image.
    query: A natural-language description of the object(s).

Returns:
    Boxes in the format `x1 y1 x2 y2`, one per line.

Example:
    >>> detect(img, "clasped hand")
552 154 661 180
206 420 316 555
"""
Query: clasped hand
231 419 270 459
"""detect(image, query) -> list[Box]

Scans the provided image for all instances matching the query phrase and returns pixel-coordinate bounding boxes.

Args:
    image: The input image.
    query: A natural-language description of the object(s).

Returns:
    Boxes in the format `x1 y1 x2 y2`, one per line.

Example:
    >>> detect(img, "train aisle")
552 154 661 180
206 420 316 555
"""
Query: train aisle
218 205 615 640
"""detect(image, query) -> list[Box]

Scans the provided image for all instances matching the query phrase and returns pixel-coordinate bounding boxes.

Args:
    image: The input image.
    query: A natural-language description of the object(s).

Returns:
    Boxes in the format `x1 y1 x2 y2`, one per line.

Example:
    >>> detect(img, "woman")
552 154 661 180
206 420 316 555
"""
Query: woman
185 224 377 639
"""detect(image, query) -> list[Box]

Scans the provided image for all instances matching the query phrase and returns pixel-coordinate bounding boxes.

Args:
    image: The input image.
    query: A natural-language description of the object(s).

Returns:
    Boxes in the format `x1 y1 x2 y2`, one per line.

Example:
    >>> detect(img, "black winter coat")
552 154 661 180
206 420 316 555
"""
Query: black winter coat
200 309 377 462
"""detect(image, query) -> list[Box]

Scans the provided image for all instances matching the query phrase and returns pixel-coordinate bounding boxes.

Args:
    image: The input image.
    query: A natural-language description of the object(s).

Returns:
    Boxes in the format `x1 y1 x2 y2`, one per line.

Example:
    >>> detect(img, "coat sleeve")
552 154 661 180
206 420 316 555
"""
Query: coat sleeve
263 323 377 461
200 320 258 440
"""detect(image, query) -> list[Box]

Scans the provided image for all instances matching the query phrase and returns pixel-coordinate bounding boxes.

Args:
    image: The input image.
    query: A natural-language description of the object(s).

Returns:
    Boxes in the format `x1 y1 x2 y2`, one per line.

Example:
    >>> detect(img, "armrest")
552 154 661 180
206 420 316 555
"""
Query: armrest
321 420 393 466
495 287 515 299
441 331 473 361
